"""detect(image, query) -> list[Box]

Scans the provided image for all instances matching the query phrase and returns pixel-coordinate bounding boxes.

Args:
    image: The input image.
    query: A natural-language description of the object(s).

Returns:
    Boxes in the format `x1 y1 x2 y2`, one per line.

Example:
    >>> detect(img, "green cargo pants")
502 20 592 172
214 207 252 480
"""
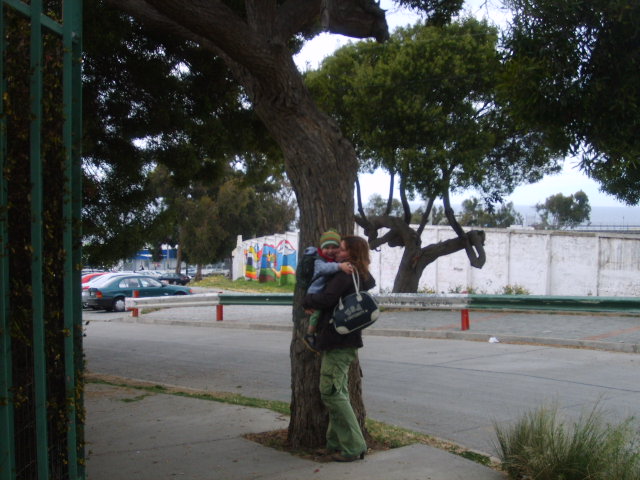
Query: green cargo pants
319 348 367 458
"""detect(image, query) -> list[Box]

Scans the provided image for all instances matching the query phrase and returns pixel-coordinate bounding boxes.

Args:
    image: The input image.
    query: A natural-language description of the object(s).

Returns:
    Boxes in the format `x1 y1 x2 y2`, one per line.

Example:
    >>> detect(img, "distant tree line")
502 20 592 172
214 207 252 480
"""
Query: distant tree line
363 190 591 230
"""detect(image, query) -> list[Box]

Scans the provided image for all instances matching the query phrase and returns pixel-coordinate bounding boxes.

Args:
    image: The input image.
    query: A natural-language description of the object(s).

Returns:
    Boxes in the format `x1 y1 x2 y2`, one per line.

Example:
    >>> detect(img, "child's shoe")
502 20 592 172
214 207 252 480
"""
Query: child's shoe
302 333 319 354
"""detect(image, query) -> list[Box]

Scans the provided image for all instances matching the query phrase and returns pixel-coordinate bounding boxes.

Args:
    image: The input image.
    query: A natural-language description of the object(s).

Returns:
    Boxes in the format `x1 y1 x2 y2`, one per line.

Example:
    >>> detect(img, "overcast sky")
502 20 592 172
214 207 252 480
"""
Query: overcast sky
293 0 636 209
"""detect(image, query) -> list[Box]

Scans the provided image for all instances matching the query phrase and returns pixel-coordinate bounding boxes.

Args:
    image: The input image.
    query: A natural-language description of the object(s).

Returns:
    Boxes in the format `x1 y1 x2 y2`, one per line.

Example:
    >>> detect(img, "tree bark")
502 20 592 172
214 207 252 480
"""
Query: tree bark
105 0 383 449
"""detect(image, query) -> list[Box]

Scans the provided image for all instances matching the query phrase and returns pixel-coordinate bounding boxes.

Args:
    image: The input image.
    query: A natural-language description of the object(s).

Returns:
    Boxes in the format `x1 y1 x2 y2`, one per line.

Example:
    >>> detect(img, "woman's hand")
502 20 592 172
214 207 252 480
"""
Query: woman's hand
339 262 353 274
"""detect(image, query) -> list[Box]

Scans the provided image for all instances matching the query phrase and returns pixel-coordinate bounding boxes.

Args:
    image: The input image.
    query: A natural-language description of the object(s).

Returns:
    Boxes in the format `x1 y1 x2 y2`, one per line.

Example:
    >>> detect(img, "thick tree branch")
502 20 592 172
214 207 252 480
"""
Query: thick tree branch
466 230 487 268
415 232 480 267
385 171 395 215
442 186 486 268
276 0 323 40
416 195 436 237
320 0 389 42
356 214 418 249
109 0 284 79
442 184 464 238
398 175 412 225
106 0 269 106
246 0 277 36
355 176 367 220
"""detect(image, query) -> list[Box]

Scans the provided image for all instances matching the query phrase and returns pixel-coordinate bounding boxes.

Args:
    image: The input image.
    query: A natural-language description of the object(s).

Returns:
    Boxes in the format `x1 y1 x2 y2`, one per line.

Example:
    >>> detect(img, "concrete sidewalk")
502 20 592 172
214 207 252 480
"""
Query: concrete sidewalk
85 381 506 480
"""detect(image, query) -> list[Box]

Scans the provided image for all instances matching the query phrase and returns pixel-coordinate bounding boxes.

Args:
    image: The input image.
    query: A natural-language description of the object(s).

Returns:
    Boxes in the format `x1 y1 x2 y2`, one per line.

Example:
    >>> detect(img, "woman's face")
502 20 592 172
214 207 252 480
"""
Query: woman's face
337 240 350 262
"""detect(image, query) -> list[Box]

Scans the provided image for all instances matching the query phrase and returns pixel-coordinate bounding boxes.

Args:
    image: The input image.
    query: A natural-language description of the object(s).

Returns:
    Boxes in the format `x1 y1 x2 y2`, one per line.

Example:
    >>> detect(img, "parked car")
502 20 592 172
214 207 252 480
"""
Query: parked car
82 272 106 284
137 270 164 277
158 272 191 285
82 272 129 308
85 274 192 312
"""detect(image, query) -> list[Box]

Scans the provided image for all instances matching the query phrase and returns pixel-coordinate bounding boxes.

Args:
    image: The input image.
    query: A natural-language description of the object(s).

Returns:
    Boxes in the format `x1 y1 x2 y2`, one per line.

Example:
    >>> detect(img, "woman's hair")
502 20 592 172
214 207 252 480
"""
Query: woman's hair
342 236 371 279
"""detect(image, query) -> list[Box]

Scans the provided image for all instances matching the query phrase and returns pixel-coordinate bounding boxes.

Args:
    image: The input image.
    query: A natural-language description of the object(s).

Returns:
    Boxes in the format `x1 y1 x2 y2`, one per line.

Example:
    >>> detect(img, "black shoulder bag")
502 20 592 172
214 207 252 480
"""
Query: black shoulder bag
331 270 380 334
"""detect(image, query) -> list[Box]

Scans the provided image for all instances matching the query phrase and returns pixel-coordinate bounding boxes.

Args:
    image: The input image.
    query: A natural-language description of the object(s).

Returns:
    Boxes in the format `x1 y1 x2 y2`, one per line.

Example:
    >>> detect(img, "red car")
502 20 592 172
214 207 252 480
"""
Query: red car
82 272 107 285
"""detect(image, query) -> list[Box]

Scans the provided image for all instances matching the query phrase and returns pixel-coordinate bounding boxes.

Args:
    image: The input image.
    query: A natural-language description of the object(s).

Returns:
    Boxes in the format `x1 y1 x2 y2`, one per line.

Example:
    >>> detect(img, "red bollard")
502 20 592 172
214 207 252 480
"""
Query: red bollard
131 290 140 317
216 293 224 321
461 309 470 331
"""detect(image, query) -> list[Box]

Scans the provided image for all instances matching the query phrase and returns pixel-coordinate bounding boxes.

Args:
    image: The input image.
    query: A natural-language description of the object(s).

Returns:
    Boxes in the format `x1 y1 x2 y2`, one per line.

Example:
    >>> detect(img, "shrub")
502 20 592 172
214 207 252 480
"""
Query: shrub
418 286 437 294
449 285 473 294
501 284 530 295
494 403 640 480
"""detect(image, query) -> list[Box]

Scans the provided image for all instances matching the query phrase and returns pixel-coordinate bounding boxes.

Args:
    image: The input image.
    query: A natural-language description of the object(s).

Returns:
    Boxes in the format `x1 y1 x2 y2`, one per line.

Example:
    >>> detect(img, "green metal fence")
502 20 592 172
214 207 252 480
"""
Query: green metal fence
0 0 83 479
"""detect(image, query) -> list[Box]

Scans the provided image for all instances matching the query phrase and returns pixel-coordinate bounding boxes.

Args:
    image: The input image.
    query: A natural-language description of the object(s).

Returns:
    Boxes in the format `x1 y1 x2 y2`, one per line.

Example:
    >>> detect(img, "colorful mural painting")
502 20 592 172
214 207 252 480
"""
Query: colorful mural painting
240 234 298 285
244 245 258 280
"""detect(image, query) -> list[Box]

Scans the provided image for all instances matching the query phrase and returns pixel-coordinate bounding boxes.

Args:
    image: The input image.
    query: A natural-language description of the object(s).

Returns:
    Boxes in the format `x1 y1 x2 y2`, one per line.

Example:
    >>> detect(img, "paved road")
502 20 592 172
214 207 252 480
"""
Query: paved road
84 317 640 455
85 296 640 352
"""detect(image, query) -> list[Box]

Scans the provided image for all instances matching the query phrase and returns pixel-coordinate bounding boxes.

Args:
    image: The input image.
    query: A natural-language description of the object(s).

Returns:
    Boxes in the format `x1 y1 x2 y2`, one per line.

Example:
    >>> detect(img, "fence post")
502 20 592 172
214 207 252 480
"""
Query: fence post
131 290 139 317
461 309 470 331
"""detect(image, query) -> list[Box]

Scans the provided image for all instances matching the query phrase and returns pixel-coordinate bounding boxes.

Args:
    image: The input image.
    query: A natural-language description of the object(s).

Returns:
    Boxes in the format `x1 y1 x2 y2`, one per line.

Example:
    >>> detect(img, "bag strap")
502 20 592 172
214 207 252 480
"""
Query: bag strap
351 269 361 291
351 269 362 300
338 269 361 310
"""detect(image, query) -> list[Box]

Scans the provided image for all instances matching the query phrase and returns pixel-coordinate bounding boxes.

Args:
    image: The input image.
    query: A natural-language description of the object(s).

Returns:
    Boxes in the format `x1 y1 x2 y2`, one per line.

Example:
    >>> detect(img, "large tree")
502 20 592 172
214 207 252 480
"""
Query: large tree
152 170 297 278
501 0 640 204
534 191 591 230
105 0 463 448
306 18 562 292
83 0 278 267
458 197 524 228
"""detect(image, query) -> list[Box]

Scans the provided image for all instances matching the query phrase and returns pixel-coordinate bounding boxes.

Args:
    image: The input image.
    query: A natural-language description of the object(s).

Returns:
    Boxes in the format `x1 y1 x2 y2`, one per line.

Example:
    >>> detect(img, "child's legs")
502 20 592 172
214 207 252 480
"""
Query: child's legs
307 310 320 333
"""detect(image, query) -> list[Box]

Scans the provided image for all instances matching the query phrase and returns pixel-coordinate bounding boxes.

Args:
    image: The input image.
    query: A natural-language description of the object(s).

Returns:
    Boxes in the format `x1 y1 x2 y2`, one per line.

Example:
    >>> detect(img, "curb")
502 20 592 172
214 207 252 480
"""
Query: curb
364 329 640 353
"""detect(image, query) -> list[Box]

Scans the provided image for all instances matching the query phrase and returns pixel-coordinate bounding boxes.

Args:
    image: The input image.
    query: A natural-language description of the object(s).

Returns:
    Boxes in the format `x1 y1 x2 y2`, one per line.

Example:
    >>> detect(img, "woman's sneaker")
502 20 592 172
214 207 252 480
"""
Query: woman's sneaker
331 451 365 462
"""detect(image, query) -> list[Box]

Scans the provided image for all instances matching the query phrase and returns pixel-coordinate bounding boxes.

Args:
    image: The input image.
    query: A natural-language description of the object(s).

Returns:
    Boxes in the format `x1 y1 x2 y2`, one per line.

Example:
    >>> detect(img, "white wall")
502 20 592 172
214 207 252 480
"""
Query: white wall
233 227 640 297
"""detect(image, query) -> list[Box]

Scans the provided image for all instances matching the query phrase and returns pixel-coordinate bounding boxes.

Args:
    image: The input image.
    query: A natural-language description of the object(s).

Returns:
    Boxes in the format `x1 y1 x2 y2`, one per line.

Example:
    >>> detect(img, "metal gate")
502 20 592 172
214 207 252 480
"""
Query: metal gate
1 0 83 478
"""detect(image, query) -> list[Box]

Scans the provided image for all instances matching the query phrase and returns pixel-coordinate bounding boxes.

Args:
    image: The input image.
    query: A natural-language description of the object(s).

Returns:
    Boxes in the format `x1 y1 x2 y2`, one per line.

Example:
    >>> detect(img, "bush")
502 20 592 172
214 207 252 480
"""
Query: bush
448 285 478 294
501 284 530 295
494 403 640 480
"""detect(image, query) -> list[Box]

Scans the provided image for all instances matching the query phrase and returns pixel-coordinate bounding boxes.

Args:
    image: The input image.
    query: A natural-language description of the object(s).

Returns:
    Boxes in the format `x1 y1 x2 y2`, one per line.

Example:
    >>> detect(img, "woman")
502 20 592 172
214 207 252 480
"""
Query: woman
303 235 376 462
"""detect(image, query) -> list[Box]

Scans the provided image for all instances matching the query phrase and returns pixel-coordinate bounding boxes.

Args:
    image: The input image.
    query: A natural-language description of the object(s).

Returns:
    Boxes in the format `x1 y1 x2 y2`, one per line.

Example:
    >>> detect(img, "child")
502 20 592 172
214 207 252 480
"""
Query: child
302 230 352 353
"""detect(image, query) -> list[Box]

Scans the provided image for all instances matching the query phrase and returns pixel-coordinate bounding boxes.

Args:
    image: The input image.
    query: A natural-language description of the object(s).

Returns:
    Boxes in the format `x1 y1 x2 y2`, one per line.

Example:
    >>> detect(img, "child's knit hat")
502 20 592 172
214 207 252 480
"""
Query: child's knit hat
319 230 341 249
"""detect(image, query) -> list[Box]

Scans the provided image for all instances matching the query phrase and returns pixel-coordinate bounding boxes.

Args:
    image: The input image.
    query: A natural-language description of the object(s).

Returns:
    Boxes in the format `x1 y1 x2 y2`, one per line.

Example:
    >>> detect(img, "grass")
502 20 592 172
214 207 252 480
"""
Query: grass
87 373 494 468
192 275 295 293
494 402 640 480
88 374 291 415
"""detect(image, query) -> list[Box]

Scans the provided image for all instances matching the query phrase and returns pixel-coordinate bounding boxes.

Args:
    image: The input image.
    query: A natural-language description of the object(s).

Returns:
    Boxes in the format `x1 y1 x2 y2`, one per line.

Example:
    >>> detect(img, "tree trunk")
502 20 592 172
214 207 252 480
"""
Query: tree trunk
269 78 364 449
239 52 368 450
392 243 424 293
392 231 486 293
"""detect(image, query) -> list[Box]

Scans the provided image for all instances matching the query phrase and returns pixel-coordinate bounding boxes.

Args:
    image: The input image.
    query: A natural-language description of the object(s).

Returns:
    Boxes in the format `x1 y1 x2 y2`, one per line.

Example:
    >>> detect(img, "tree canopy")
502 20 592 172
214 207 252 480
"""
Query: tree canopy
535 191 591 229
458 197 524 228
82 0 282 266
306 18 562 291
501 0 640 204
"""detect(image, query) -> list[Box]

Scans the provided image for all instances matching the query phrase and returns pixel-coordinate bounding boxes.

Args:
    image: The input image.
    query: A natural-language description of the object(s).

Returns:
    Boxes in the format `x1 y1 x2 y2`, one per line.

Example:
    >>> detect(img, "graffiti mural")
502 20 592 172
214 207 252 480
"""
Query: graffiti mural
239 233 298 285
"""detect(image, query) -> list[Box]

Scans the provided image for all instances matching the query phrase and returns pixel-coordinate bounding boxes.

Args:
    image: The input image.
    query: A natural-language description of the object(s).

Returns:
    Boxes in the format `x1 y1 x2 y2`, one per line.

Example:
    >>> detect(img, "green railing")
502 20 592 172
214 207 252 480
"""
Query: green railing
375 293 640 314
131 292 640 314
467 295 640 313
0 1 83 479
218 293 296 306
